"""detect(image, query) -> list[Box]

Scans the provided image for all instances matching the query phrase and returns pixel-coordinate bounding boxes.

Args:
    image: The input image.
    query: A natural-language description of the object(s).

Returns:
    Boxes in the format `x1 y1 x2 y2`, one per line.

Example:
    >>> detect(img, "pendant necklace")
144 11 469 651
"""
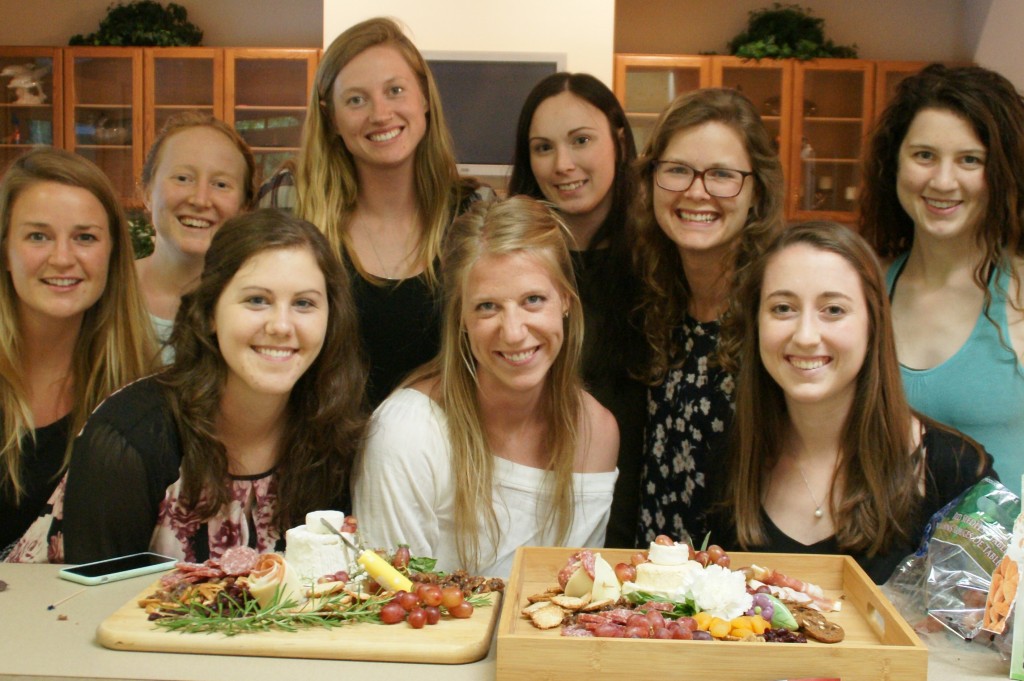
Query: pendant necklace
794 460 826 519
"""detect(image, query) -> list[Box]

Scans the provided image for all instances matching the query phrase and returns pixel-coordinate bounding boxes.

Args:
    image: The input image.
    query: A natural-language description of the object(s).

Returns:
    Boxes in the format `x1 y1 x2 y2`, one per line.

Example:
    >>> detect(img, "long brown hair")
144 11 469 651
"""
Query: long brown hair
295 16 466 286
721 221 918 555
404 196 584 571
0 148 156 502
632 88 784 384
159 208 367 528
860 63 1024 308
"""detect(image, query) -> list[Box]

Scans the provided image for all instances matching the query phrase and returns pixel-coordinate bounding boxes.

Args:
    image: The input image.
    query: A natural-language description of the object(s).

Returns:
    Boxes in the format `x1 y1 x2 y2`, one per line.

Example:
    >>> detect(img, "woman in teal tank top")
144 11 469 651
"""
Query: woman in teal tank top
861 64 1024 494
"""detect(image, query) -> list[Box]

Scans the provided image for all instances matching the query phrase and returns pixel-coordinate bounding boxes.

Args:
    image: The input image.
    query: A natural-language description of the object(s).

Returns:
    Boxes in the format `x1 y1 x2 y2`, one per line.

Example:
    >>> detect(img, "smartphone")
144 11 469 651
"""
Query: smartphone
58 552 178 586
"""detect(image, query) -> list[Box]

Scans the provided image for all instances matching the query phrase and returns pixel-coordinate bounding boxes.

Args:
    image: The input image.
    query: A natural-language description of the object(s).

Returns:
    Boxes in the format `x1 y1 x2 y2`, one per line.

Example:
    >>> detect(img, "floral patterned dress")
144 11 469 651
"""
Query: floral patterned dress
637 317 735 547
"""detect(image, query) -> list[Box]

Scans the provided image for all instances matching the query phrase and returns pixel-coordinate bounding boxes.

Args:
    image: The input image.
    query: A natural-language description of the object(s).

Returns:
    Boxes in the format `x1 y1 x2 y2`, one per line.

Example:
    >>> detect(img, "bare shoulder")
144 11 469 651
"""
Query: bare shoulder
1006 257 1024 363
578 391 619 473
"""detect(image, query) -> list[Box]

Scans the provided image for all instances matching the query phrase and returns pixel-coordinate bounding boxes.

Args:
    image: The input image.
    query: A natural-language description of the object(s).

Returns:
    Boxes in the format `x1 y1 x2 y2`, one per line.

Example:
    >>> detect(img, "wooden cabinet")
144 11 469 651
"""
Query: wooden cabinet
873 60 931 120
225 48 318 184
1 46 318 204
63 47 144 202
615 54 892 223
0 47 62 173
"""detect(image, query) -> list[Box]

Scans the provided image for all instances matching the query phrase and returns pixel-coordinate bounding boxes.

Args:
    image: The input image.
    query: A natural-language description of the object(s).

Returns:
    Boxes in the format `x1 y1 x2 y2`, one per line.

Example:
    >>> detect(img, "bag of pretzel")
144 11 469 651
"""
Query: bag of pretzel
882 477 1019 656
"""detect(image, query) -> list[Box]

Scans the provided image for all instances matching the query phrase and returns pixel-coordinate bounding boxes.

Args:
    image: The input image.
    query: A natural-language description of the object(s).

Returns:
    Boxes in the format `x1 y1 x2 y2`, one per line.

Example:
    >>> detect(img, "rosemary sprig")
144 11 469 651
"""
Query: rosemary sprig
154 588 392 636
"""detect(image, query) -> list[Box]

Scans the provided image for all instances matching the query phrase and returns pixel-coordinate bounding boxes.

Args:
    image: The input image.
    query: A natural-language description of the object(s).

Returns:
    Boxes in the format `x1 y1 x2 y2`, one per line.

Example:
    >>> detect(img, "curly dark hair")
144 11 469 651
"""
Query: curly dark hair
159 208 368 528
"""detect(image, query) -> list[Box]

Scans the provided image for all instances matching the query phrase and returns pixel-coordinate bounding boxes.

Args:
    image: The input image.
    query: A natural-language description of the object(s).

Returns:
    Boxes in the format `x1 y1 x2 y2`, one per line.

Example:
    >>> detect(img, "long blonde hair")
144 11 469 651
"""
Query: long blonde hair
405 196 585 571
295 16 462 286
0 149 157 501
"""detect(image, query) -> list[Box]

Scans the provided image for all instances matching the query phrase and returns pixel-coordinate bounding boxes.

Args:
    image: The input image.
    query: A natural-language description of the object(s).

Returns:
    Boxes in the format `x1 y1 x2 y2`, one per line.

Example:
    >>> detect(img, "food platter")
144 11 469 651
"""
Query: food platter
497 548 927 681
97 579 501 664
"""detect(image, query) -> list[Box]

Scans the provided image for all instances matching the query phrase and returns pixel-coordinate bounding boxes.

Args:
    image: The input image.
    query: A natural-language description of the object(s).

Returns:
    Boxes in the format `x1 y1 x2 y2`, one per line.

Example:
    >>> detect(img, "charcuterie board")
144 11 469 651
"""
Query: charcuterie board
97 581 501 664
497 548 927 681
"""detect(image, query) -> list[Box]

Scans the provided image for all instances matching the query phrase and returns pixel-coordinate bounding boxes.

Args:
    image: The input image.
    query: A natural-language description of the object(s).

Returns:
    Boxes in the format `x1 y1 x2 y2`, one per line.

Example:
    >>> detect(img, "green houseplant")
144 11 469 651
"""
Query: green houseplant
728 3 857 60
70 0 203 47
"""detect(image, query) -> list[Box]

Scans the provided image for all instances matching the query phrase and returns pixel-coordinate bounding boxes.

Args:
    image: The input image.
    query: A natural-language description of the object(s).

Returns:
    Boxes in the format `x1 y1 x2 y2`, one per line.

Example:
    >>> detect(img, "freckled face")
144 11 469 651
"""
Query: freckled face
758 243 869 414
462 252 567 398
144 126 248 259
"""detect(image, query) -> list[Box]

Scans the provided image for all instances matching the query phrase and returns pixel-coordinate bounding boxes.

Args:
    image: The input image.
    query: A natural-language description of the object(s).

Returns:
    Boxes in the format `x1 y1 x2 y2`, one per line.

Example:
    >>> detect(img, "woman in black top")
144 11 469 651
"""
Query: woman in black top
714 222 993 583
509 73 645 548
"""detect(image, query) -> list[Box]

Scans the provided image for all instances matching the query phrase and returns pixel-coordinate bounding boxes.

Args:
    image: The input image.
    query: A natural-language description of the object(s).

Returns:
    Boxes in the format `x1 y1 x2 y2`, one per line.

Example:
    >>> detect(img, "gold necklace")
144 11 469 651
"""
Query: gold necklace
793 459 826 519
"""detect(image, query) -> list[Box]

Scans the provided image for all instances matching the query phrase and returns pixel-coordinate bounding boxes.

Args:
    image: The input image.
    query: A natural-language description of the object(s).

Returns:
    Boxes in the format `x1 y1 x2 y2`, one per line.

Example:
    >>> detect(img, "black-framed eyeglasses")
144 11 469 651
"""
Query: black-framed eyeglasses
652 161 754 198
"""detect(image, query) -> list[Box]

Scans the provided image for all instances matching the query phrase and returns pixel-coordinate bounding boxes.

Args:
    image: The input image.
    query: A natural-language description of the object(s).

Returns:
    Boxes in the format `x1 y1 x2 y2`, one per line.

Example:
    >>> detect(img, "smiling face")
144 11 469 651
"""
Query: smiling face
528 91 618 234
896 108 988 246
653 121 755 261
144 126 248 260
758 243 869 415
462 251 567 399
6 181 112 327
213 246 328 405
330 44 428 172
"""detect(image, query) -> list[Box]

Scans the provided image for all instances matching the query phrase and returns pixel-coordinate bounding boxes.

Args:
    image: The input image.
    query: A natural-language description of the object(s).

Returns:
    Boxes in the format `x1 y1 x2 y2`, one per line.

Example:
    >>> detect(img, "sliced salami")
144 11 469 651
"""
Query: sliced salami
217 546 260 576
561 624 593 637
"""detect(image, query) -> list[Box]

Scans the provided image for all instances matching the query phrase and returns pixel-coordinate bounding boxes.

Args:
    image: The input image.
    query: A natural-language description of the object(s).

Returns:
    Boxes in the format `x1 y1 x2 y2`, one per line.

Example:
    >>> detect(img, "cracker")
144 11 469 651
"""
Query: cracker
530 604 566 629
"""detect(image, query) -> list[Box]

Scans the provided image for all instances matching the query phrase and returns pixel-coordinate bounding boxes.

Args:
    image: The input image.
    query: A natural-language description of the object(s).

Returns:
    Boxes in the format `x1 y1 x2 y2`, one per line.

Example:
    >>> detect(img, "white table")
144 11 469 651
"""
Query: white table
0 564 1006 680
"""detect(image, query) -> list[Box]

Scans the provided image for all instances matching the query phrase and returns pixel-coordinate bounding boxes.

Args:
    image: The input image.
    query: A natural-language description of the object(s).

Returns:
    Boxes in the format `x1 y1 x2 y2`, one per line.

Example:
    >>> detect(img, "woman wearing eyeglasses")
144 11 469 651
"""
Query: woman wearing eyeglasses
632 88 784 546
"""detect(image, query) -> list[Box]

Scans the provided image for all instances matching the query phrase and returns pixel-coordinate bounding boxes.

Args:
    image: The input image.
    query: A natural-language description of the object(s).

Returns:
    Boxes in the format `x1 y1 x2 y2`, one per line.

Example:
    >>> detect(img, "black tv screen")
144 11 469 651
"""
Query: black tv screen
425 54 563 176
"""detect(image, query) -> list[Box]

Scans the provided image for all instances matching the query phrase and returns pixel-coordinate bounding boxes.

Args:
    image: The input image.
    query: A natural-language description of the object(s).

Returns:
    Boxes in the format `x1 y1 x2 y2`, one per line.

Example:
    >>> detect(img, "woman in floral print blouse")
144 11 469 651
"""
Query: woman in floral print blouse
632 89 784 546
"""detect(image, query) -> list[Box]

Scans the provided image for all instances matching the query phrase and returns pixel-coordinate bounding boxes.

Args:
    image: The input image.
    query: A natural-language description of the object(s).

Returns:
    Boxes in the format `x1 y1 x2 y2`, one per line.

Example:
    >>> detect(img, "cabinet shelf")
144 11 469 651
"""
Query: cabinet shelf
804 116 864 124
75 144 132 150
233 105 307 112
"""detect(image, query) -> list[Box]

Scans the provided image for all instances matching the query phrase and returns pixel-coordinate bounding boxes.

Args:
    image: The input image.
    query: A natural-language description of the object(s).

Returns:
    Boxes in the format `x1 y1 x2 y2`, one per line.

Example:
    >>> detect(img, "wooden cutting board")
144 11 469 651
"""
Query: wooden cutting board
97 580 501 664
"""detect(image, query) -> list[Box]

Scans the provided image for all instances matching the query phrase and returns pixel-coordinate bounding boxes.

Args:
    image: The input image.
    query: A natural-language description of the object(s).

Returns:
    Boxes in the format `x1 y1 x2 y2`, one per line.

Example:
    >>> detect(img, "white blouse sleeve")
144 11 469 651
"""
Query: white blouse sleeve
352 389 452 560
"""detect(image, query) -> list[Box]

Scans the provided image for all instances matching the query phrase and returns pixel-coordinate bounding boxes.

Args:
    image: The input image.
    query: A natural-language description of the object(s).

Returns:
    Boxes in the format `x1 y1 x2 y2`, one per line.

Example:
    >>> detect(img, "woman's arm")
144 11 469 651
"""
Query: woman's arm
62 420 168 562
352 390 451 559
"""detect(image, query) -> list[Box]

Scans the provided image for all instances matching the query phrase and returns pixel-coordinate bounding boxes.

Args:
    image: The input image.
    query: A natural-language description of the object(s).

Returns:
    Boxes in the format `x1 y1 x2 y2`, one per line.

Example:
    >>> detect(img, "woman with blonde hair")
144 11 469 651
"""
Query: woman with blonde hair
713 222 991 583
632 88 784 547
354 196 618 577
137 111 257 360
261 16 486 405
1 148 156 562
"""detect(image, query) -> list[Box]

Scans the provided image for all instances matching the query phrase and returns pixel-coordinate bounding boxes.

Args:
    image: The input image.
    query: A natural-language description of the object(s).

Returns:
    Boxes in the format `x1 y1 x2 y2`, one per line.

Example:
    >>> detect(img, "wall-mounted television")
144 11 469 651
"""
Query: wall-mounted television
424 51 566 180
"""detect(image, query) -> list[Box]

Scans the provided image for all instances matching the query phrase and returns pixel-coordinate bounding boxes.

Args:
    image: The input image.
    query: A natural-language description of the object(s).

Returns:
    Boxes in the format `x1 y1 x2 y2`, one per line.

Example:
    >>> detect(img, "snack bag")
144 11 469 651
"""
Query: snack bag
1007 480 1024 679
883 477 1019 648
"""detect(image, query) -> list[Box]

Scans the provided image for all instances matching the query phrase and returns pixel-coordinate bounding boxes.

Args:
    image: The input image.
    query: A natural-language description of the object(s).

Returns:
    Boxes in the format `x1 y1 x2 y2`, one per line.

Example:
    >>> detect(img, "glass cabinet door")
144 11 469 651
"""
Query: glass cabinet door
712 57 793 191
0 48 62 174
64 48 143 203
225 49 317 182
614 55 710 153
790 59 874 222
873 61 929 121
145 48 223 149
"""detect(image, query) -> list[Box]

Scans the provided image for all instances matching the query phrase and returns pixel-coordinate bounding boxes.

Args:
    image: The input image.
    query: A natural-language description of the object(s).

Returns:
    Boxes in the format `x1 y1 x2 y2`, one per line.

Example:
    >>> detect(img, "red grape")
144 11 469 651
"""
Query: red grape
391 545 411 570
407 607 426 629
654 627 675 640
654 534 674 546
396 590 420 612
448 601 474 619
614 562 637 583
440 585 464 610
672 626 693 640
694 551 710 567
424 605 441 625
379 602 406 625
420 584 443 608
706 545 725 564
645 610 667 630
629 551 648 566
714 554 731 568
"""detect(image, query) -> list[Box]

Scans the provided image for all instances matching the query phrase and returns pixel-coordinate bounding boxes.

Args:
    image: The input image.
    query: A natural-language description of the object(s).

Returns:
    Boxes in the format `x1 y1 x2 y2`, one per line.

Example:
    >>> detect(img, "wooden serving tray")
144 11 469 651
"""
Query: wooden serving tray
497 548 927 681
97 580 501 664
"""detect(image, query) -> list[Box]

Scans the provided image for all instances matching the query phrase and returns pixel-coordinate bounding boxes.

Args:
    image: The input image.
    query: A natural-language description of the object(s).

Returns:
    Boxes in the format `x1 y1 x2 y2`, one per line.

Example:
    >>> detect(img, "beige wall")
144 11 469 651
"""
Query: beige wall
324 1 615 84
970 0 1024 88
615 0 971 62
0 0 322 47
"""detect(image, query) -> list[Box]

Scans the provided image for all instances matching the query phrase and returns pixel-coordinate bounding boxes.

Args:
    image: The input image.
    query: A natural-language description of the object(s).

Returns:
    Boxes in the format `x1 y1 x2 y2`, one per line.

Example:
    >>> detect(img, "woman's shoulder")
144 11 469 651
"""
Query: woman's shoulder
370 387 446 436
920 418 994 487
579 390 619 473
88 375 173 434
